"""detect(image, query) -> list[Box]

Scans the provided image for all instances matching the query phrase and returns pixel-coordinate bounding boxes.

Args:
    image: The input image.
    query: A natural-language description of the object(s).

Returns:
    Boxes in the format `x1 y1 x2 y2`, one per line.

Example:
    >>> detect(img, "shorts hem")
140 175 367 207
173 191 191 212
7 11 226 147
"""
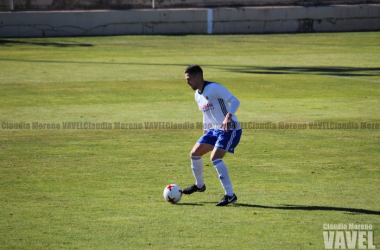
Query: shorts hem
215 145 234 154
198 142 215 147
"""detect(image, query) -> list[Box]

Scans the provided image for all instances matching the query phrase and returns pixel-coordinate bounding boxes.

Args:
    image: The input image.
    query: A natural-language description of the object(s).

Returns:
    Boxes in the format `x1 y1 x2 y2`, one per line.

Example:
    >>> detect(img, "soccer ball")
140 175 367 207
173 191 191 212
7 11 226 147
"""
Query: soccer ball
163 184 183 204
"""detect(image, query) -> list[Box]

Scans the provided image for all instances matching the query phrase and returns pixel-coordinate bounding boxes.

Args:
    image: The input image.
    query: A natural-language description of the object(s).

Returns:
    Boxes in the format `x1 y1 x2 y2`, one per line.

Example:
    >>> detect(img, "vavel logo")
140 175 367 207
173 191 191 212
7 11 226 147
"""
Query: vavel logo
323 223 376 249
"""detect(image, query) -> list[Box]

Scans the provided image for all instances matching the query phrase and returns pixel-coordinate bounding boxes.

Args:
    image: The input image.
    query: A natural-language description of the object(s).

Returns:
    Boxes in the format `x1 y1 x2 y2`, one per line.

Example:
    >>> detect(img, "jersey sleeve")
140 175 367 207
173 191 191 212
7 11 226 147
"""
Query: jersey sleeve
212 84 233 101
227 95 240 115
212 84 240 115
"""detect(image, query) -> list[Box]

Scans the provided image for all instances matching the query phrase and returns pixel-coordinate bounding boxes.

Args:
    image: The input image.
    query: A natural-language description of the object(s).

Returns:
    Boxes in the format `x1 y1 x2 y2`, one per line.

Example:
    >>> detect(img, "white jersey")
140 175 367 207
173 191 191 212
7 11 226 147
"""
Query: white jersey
195 81 241 131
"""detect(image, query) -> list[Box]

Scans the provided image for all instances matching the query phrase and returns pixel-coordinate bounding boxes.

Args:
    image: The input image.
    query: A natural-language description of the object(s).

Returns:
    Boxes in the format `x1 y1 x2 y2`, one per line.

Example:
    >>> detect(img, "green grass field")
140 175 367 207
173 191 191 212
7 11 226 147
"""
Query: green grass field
1 32 379 249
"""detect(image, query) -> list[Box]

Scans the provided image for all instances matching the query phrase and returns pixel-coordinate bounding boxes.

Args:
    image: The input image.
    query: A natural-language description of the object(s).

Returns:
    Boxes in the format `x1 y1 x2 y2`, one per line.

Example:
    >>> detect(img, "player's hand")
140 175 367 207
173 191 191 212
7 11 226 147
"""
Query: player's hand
221 114 232 132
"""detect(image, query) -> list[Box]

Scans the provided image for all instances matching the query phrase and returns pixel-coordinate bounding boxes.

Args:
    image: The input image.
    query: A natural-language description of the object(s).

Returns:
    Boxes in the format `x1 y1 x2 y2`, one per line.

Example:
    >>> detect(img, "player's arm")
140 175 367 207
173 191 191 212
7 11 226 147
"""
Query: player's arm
218 87 240 132
227 95 240 117
221 110 238 132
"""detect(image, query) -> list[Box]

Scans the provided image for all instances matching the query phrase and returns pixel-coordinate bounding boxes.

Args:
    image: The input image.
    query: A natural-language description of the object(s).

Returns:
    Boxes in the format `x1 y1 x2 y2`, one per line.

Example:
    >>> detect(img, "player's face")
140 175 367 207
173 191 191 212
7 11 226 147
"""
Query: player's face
185 73 199 91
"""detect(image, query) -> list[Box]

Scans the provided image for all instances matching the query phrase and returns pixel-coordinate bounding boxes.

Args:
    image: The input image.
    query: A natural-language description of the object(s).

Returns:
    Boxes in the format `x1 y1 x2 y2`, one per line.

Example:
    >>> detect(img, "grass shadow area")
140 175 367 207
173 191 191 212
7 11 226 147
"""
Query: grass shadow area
235 203 380 215
225 65 380 77
0 39 94 47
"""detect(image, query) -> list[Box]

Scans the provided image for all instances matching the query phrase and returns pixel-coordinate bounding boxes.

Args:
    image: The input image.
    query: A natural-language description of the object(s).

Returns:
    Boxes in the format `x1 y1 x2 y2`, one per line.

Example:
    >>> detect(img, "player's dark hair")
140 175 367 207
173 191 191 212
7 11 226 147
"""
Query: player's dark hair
184 65 203 76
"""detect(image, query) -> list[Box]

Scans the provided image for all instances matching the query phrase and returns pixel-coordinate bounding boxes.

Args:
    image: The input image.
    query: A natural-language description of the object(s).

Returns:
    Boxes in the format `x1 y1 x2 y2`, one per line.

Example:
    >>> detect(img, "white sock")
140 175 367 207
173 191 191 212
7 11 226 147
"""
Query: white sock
191 156 204 188
212 158 234 196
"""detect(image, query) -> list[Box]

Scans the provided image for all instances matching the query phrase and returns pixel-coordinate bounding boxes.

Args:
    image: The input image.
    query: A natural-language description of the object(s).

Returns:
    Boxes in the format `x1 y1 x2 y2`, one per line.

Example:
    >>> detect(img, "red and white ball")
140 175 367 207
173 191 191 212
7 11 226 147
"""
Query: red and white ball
163 184 183 204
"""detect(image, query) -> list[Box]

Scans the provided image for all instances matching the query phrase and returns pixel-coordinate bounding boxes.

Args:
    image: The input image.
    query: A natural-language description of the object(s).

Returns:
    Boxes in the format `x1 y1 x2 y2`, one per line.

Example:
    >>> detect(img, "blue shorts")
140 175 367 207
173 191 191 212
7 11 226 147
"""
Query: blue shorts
197 129 242 154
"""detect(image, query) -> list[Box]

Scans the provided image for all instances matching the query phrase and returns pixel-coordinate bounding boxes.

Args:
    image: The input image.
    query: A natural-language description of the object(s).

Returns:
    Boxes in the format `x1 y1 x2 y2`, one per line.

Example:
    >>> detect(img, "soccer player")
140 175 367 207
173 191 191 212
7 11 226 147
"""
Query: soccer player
182 65 242 206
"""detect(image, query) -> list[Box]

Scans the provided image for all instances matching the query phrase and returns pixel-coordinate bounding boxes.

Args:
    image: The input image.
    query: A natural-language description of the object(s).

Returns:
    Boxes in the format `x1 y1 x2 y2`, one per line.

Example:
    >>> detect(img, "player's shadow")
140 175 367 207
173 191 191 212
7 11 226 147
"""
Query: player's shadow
234 204 380 215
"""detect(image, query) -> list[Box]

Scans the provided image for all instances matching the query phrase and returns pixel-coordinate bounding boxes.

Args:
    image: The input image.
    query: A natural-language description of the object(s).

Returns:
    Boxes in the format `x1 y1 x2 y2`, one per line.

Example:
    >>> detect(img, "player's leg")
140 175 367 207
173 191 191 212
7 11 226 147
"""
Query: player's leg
190 142 214 157
211 147 234 197
183 143 214 194
210 147 228 161
190 142 213 189
183 130 216 195
211 129 242 206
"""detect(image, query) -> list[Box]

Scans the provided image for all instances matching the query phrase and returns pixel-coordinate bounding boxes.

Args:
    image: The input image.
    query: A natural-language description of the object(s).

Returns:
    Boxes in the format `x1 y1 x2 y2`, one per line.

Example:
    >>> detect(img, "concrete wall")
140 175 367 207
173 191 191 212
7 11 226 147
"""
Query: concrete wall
3 0 380 10
0 4 379 37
